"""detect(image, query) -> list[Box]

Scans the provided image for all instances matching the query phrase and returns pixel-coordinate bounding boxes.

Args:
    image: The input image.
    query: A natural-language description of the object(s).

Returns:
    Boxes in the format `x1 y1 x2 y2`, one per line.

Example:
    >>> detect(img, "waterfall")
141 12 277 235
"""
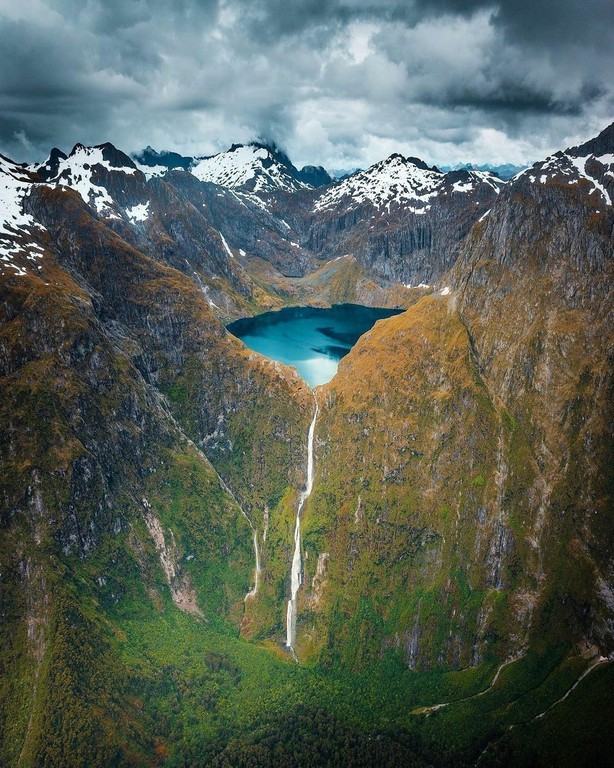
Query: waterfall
155 404 261 603
208 463 260 602
286 403 318 651
245 528 261 601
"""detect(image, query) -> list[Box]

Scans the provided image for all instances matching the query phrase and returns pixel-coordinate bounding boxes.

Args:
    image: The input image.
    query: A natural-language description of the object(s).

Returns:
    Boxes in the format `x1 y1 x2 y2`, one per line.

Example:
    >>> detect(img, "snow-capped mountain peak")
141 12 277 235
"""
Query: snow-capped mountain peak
0 155 46 277
33 143 140 217
313 153 505 214
519 123 614 206
191 142 310 194
314 154 443 213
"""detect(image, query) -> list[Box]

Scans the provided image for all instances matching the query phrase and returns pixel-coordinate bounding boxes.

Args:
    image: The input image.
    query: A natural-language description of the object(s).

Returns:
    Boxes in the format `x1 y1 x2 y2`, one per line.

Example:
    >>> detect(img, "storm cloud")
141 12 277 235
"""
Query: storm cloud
0 0 612 168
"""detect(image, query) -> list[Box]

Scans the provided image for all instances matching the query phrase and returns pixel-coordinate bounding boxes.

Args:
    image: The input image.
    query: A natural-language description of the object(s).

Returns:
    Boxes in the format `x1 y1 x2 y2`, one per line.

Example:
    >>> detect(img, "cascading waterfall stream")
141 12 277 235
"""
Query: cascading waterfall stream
203 463 261 603
157 404 261 603
286 402 319 654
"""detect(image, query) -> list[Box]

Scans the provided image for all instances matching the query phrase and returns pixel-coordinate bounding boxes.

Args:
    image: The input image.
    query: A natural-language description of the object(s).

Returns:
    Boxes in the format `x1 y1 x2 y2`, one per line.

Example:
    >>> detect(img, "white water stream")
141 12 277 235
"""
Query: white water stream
244 529 261 601
286 404 318 651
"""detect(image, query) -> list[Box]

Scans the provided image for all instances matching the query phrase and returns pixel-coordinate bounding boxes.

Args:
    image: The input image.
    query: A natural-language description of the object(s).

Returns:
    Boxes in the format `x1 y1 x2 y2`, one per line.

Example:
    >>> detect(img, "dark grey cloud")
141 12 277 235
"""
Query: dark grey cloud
492 0 614 47
0 0 612 168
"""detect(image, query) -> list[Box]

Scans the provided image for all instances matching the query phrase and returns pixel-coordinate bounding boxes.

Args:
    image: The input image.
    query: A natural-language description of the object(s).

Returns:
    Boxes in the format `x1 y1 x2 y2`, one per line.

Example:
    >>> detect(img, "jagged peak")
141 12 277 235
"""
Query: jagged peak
34 147 70 182
190 142 309 193
383 153 438 172
132 146 193 170
0 153 34 182
314 150 505 212
297 164 334 188
47 147 68 163
515 123 614 206
569 121 614 159
65 142 138 172
314 153 444 213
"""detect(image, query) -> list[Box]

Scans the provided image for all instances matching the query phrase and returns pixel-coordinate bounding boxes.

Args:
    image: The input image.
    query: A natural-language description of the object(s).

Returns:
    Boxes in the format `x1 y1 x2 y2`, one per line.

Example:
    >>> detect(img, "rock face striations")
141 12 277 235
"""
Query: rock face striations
450 122 614 658
0 123 612 766
300 154 505 285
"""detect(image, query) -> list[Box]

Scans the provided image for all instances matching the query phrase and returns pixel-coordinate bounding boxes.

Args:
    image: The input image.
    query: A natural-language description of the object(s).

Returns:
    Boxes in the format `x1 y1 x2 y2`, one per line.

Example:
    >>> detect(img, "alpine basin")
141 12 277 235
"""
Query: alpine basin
227 304 403 387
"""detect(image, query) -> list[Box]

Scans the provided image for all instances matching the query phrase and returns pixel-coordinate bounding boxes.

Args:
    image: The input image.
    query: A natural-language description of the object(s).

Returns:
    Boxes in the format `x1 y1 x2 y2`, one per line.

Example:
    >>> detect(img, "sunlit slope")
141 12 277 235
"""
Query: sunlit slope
297 297 524 667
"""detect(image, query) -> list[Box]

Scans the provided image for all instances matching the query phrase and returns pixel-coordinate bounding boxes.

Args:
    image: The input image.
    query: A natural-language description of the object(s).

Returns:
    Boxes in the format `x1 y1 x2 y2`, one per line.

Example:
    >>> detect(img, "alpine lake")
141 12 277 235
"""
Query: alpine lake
227 303 403 387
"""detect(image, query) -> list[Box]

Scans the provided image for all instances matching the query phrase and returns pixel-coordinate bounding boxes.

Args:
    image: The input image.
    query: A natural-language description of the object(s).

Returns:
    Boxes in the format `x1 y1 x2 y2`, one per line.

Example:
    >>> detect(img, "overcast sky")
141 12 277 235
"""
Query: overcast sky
1 0 612 169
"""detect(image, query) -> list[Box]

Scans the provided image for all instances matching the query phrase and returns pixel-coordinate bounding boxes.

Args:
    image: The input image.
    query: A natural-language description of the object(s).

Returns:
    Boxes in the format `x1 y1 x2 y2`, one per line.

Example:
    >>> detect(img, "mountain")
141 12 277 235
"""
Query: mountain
0 146 314 764
518 124 614 205
190 141 333 194
0 154 42 277
330 167 363 179
1 123 613 767
130 142 335 194
312 153 504 212
132 145 194 171
297 123 614 674
297 153 506 285
19 141 322 314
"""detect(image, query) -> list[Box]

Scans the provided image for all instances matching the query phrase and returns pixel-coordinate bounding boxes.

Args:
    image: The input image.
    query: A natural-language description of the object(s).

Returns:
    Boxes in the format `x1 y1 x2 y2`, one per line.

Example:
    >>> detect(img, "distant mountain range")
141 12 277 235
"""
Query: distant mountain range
132 145 527 184
440 161 527 179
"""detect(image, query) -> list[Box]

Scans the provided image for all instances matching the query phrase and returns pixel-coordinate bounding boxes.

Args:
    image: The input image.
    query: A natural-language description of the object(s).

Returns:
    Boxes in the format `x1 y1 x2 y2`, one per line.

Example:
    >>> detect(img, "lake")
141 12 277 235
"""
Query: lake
227 304 403 387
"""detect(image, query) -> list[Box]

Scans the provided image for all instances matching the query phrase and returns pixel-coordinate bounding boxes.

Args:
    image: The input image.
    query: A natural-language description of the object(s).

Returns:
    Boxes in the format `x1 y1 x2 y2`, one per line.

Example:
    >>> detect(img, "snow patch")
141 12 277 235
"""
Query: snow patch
133 161 168 179
49 146 135 216
452 179 474 193
478 208 491 222
0 157 47 277
314 156 505 214
218 231 234 258
523 150 613 206
314 155 442 213
126 202 150 223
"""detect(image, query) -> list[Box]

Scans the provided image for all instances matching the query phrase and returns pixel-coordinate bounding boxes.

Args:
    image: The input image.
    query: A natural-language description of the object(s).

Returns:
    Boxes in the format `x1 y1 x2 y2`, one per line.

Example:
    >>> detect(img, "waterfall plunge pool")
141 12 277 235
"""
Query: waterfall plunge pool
227 304 403 387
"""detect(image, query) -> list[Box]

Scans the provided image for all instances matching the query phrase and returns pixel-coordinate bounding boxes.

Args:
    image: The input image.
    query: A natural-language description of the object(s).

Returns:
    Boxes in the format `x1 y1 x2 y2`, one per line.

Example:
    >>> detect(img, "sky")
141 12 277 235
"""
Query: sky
0 0 612 170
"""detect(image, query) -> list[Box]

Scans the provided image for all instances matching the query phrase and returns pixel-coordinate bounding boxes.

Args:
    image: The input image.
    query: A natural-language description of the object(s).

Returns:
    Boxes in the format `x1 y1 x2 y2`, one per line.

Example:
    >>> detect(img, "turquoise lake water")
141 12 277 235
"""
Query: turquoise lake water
227 304 403 387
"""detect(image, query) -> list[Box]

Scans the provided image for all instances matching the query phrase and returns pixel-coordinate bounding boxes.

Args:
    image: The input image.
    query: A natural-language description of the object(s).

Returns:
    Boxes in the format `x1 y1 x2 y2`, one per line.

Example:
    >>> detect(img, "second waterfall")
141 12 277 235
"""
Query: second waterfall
286 403 319 653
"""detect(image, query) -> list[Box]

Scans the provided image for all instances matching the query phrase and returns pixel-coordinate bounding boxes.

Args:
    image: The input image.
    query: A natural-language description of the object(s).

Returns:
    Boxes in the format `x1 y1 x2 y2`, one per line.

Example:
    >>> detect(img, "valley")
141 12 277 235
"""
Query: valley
0 122 613 767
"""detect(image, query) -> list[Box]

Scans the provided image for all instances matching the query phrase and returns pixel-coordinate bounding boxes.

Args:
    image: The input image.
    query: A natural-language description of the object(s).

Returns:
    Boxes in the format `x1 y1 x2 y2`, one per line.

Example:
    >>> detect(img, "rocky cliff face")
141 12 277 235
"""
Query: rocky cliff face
290 125 614 669
296 155 505 285
296 296 536 669
450 123 614 657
